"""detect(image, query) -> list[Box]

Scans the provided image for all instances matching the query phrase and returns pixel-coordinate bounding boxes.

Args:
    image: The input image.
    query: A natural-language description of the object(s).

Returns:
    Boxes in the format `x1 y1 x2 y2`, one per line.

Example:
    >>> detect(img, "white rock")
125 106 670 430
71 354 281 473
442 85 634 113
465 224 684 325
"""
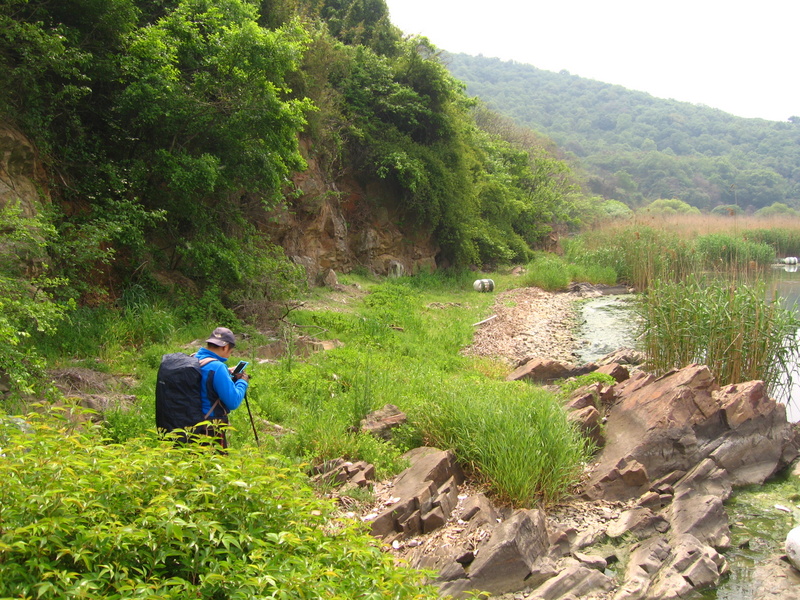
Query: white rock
785 526 800 570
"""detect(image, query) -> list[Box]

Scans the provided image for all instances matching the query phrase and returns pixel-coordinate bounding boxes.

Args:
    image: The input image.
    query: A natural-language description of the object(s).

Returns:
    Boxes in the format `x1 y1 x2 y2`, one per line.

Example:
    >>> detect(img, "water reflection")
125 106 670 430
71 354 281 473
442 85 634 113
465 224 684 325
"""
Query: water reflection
575 294 638 365
767 264 800 422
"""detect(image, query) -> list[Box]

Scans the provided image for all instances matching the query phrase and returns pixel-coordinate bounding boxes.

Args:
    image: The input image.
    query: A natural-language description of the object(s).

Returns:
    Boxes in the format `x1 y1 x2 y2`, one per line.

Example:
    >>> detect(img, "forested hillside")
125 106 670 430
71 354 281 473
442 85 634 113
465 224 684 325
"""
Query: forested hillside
447 53 800 212
0 1 613 308
2 0 626 392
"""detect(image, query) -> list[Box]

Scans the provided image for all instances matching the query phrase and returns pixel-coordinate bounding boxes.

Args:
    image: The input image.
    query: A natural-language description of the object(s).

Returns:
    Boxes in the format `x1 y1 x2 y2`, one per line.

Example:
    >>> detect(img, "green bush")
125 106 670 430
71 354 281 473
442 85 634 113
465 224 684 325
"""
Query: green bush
0 411 438 599
557 372 617 396
0 202 73 395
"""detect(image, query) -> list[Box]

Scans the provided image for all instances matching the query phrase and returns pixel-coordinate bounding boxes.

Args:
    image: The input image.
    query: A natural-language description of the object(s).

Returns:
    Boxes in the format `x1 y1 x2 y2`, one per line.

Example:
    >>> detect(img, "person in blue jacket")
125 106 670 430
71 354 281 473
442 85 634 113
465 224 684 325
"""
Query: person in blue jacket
195 326 250 447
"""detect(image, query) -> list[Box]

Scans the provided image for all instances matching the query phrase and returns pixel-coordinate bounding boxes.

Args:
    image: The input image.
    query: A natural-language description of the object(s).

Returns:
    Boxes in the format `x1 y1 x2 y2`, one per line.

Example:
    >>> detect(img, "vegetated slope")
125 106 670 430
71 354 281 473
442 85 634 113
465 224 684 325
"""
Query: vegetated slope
446 53 800 211
1 0 592 309
2 0 610 397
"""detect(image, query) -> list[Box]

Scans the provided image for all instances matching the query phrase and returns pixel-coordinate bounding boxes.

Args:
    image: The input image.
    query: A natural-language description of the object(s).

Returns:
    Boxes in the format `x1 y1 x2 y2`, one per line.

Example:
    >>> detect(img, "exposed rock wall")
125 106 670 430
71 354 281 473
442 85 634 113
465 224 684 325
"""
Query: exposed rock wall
0 123 51 279
2 124 440 281
0 123 48 214
266 138 440 279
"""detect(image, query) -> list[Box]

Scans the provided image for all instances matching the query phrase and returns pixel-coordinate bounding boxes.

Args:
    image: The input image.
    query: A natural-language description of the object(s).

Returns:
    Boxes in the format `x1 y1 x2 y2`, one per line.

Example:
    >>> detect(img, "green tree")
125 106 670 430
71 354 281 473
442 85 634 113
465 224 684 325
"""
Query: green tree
755 202 799 217
117 0 313 204
640 198 701 215
0 203 73 395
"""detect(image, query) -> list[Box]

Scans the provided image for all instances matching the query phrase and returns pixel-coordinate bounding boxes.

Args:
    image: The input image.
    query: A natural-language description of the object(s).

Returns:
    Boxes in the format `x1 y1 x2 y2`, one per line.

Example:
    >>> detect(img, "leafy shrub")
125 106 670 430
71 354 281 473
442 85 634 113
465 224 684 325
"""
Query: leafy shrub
754 202 799 218
0 203 73 395
557 372 617 396
0 411 437 599
639 198 701 215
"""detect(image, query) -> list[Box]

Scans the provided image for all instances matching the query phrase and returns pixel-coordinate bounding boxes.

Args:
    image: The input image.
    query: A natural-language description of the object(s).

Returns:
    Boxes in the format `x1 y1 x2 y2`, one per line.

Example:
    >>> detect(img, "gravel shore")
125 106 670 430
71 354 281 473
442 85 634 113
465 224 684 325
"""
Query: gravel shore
461 287 580 366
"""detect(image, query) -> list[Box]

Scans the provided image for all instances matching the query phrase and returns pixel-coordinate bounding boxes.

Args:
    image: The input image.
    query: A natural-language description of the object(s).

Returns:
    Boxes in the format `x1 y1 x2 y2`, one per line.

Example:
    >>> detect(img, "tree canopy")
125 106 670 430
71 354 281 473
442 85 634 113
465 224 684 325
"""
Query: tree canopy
0 0 592 313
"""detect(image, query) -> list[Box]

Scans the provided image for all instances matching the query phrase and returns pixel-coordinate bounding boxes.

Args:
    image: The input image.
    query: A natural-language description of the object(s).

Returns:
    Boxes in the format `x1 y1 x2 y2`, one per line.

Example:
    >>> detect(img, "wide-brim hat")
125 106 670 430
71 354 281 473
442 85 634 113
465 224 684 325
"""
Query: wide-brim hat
206 327 236 347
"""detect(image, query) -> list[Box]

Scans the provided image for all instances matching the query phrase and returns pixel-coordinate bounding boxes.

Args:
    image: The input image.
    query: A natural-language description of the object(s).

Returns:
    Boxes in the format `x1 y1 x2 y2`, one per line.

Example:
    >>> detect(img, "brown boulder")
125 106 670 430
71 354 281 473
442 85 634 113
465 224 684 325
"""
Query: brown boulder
368 447 464 540
584 364 797 501
438 509 550 598
360 404 407 440
507 358 594 383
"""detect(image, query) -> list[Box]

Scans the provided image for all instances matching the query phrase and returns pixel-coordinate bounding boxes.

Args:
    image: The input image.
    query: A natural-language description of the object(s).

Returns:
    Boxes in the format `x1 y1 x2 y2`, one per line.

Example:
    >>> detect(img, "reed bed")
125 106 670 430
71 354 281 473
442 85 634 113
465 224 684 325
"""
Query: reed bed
592 213 800 244
636 275 800 394
568 217 800 394
567 224 777 291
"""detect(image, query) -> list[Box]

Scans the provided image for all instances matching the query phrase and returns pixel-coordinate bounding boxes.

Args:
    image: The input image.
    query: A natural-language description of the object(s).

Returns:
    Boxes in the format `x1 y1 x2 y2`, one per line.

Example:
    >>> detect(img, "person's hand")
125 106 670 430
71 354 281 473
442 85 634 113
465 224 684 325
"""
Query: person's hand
234 371 250 383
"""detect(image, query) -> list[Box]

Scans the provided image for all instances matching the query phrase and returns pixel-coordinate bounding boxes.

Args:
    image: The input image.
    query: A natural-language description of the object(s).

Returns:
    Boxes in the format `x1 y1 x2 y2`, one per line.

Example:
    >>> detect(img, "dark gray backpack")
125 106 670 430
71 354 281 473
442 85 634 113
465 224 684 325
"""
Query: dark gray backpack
155 353 222 437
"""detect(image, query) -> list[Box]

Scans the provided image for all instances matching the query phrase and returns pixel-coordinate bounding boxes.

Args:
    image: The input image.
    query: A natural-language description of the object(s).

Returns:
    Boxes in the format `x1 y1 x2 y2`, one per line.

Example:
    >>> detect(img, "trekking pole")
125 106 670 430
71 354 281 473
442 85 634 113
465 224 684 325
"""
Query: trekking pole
244 390 260 447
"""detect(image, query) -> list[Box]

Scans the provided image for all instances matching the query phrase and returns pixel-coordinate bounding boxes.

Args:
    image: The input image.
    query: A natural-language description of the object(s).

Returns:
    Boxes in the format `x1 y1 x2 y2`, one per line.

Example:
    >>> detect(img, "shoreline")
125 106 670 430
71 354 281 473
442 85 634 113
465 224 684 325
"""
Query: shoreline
461 287 581 367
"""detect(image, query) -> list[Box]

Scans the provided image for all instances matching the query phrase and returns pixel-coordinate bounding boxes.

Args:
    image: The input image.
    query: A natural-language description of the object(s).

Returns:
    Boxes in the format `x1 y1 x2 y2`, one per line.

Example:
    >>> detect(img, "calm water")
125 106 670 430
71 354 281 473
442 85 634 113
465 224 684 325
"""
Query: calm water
767 264 800 421
574 293 639 365
575 269 800 600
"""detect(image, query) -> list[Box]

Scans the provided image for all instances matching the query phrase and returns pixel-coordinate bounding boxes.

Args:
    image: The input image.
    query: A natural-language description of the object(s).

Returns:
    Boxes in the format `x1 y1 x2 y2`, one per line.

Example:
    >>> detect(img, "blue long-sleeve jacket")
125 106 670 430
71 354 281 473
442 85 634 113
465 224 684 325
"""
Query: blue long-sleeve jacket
196 347 249 419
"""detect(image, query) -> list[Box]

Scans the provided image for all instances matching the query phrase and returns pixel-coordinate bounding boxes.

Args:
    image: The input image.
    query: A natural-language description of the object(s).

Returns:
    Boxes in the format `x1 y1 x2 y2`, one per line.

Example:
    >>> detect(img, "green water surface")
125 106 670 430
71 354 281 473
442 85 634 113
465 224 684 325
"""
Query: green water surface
700 475 799 599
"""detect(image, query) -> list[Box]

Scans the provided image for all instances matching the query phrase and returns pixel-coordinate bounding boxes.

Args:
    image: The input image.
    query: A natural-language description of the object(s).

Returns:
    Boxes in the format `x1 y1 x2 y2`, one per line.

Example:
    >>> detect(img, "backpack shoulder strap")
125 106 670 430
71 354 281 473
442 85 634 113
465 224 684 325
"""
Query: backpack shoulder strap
199 359 228 420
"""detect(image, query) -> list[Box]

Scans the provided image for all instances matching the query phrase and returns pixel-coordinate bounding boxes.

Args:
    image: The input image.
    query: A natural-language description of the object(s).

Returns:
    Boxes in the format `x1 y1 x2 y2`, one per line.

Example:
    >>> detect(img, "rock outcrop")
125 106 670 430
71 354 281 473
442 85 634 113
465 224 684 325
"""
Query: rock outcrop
359 364 800 600
0 123 47 215
583 363 797 501
265 138 440 279
0 123 50 285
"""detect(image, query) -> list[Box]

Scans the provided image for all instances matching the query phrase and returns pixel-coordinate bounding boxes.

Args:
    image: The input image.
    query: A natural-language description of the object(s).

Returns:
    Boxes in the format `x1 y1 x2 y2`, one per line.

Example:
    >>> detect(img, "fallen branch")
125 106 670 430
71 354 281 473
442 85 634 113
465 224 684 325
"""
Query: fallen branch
472 315 497 327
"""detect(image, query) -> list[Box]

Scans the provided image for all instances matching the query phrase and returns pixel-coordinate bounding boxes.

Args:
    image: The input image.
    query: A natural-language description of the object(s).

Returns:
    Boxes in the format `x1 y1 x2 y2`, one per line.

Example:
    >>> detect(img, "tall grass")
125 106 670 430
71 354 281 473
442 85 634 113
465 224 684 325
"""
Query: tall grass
248 270 591 504
521 252 616 291
567 224 776 290
417 381 591 505
23 269 605 506
636 275 800 394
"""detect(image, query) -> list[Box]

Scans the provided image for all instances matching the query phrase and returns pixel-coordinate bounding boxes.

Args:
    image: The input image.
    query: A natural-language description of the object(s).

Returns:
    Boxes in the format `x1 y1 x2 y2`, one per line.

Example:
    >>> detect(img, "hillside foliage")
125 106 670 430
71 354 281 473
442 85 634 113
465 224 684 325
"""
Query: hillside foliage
0 0 622 393
446 53 800 212
0 0 597 307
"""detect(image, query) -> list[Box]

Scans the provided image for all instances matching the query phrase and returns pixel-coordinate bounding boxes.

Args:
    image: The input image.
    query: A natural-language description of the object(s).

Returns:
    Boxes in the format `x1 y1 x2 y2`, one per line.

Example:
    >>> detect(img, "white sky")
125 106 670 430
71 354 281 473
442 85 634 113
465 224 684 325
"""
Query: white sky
383 0 799 122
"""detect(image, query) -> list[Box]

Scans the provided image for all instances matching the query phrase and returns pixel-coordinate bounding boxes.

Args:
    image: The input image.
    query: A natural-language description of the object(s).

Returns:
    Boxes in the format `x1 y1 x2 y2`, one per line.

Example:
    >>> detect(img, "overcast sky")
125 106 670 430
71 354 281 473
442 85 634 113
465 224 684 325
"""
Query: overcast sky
383 0 799 122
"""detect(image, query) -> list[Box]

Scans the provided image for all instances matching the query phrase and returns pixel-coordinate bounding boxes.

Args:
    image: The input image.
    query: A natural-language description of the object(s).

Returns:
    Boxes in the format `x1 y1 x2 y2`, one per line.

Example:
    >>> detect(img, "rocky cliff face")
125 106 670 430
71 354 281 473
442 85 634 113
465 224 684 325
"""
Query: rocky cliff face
266 138 440 280
1 124 440 282
0 123 51 279
0 123 48 215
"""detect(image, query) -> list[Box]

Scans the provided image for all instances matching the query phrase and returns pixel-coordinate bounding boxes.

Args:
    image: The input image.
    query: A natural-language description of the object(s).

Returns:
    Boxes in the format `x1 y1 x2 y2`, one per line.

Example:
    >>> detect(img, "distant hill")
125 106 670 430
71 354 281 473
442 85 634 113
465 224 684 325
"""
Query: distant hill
446 53 800 211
